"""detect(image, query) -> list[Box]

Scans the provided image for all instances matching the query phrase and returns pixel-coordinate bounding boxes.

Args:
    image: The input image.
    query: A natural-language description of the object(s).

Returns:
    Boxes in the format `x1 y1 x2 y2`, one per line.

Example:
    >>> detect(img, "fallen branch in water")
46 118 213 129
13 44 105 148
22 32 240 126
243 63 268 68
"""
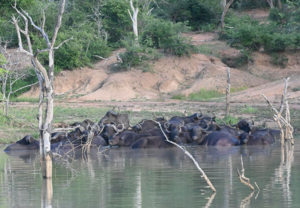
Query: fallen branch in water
152 119 216 192
237 155 255 191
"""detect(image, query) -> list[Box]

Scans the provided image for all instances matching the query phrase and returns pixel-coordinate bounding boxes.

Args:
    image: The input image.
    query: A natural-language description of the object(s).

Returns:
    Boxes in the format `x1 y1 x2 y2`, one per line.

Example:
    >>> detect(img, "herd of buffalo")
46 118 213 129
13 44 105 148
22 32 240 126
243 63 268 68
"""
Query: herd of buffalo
4 108 281 152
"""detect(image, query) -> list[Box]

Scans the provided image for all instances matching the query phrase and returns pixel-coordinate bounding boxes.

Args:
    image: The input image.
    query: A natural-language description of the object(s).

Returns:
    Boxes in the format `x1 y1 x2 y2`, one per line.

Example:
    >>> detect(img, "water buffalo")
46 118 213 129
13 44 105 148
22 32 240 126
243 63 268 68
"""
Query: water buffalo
229 119 254 133
219 125 244 137
167 110 203 127
109 132 152 147
131 119 164 133
240 130 275 145
4 135 39 151
98 108 130 129
131 135 182 149
185 123 209 142
199 131 247 146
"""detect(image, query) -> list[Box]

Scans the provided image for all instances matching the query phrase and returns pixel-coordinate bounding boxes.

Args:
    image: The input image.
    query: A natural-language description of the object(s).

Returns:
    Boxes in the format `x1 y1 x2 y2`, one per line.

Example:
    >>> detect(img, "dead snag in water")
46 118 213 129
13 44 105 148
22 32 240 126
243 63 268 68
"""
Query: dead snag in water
225 67 231 117
261 77 294 145
236 156 255 191
152 119 216 192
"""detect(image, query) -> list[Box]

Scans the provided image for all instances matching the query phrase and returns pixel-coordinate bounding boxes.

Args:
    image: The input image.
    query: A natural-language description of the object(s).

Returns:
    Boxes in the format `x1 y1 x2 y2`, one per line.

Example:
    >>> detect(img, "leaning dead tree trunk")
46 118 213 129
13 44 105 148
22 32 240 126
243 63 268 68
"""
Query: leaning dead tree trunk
277 0 282 9
221 0 235 29
225 67 231 117
12 0 71 178
128 0 139 44
261 77 294 146
266 0 274 8
153 120 216 192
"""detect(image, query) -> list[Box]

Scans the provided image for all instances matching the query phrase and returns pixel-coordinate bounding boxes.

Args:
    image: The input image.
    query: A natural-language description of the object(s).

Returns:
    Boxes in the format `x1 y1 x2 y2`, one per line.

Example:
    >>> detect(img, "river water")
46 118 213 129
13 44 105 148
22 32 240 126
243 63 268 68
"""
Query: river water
0 143 298 208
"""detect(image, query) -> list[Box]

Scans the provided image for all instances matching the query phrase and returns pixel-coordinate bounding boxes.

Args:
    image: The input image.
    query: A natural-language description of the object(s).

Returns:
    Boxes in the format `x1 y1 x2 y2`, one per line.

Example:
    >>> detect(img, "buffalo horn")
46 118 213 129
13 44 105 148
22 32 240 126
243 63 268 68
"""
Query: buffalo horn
117 123 125 132
197 110 203 118
164 121 170 130
200 123 209 131
212 112 216 121
152 112 158 119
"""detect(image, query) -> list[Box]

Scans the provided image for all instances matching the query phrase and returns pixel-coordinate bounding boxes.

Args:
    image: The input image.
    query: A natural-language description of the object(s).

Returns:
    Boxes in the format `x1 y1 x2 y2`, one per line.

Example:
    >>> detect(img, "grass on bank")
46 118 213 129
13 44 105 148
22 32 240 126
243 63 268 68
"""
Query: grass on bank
1 103 300 144
172 89 224 101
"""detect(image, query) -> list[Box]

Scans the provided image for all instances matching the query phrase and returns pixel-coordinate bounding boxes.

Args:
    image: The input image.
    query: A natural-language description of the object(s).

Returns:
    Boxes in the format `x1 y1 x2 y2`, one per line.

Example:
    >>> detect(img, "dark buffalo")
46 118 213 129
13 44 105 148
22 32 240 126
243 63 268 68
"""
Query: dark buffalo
131 135 182 149
229 119 254 133
98 108 130 129
166 110 203 127
199 131 247 146
185 123 209 142
4 135 39 151
101 123 125 143
51 132 68 144
240 130 275 145
131 119 165 133
109 132 152 147
91 135 108 147
220 125 244 137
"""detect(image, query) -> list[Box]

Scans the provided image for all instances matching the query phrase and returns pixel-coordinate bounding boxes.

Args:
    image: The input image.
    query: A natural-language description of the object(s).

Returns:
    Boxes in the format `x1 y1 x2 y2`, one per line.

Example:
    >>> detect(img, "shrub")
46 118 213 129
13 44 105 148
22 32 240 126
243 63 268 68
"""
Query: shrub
141 18 197 56
271 53 288 68
219 15 263 51
119 40 161 71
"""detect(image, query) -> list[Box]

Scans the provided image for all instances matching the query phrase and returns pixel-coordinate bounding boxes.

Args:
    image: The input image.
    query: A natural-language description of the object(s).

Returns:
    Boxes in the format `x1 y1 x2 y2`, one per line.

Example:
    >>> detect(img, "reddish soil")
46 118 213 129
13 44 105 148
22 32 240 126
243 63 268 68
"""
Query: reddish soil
20 9 300 105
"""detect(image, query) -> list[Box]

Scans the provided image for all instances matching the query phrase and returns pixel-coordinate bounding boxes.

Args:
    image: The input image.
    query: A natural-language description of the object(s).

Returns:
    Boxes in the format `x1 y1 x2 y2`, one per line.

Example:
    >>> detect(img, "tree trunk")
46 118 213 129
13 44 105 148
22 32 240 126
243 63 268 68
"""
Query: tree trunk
221 0 235 29
278 0 282 9
225 67 231 117
128 0 139 44
266 0 274 8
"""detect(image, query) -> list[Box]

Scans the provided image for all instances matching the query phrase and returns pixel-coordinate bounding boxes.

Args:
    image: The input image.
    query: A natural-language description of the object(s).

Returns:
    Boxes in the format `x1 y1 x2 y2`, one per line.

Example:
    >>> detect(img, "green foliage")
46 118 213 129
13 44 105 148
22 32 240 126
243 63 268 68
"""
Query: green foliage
271 53 289 68
0 54 7 74
101 0 132 44
153 0 220 31
141 18 197 56
0 0 36 18
231 0 269 10
241 105 258 114
230 86 248 93
221 10 300 60
172 89 223 101
218 115 239 125
219 15 263 51
119 39 161 71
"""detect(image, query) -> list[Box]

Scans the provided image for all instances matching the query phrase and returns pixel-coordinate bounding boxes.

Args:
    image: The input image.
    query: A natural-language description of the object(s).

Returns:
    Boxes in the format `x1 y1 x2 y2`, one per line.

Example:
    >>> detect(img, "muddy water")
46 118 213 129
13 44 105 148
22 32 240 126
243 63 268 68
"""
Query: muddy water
0 143 299 208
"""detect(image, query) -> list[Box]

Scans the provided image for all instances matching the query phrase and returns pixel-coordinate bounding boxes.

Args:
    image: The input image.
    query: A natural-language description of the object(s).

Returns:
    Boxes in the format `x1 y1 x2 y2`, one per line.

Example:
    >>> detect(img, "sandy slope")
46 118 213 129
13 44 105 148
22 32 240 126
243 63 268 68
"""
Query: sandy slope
21 25 300 103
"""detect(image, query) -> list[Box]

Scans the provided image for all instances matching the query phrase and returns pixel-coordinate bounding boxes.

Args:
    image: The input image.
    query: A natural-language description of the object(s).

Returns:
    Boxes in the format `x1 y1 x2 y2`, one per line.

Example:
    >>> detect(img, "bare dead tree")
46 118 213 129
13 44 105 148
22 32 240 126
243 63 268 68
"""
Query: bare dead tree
278 0 282 9
89 0 108 41
266 0 274 8
225 67 231 117
0 40 37 116
152 119 216 192
221 0 235 29
128 0 139 44
12 0 72 178
261 77 294 145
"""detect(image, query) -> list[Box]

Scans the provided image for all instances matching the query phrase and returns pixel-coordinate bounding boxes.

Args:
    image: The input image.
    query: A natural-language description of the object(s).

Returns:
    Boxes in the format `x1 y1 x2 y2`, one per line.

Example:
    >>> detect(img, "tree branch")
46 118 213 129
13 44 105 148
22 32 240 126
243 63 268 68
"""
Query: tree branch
152 119 216 192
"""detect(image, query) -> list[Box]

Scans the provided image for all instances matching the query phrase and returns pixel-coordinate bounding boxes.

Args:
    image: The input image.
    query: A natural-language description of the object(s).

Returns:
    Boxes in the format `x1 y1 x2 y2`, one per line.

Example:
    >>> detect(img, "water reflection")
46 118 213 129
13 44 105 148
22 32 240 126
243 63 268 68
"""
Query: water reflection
41 178 53 208
0 143 300 208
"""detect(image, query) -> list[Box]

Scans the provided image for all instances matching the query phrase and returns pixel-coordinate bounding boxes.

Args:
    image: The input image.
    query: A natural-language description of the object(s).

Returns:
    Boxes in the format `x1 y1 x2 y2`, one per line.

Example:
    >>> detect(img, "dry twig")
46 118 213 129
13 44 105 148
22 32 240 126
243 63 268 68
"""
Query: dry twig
152 119 216 192
237 156 255 191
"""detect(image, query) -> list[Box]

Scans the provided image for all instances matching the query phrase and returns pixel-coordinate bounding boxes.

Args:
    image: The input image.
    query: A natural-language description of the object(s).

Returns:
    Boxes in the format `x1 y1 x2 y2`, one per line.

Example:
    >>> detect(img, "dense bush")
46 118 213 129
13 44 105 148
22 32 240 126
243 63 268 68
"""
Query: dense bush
153 0 220 31
219 15 264 51
119 40 161 71
220 9 300 53
141 19 197 56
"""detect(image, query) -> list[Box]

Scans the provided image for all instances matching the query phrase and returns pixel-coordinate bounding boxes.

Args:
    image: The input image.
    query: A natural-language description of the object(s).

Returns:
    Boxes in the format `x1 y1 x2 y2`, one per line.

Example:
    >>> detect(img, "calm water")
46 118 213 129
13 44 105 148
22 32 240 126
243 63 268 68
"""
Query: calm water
0 143 299 208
